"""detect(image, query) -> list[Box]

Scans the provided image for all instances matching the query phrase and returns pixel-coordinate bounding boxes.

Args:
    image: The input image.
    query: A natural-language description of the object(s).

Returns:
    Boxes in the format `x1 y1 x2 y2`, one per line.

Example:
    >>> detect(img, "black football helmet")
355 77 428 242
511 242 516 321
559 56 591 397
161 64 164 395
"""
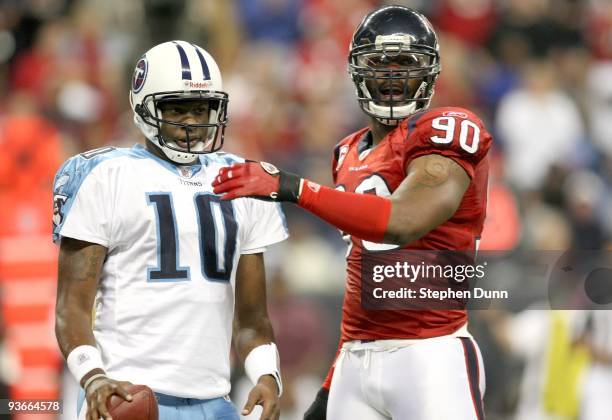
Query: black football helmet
348 6 441 124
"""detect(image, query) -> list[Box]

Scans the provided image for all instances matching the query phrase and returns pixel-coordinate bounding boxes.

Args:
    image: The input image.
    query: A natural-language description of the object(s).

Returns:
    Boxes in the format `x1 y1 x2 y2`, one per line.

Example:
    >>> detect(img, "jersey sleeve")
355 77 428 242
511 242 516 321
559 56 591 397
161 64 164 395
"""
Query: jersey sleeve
404 107 493 179
240 200 289 253
52 155 113 246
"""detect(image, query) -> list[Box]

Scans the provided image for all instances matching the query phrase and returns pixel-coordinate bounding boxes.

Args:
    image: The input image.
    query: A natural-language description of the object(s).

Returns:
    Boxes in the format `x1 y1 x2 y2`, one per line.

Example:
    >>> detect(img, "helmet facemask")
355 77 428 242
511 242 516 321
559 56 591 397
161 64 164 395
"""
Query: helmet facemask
349 36 440 125
134 90 229 159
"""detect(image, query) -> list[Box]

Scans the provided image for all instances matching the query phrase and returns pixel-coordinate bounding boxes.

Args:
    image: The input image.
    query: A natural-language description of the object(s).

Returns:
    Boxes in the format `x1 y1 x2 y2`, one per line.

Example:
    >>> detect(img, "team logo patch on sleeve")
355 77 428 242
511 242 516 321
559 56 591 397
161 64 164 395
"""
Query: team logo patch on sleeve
53 194 68 228
52 174 70 228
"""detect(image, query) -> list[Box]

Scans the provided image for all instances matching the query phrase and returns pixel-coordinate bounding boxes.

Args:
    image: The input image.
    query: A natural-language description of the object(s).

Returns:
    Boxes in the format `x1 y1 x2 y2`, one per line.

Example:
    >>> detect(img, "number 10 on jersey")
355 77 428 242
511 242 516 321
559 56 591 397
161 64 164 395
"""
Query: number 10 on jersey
147 192 237 283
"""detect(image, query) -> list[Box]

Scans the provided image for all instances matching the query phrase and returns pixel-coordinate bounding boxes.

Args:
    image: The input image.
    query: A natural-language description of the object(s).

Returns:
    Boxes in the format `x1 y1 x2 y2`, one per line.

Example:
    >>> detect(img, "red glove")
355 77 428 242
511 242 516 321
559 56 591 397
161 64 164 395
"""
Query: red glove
213 161 391 243
212 161 302 202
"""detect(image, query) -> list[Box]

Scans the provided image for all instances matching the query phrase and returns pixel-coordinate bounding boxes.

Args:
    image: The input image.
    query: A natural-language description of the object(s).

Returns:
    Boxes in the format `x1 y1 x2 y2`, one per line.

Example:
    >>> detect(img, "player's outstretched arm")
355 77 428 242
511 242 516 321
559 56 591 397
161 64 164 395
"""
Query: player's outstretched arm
56 238 133 420
384 154 470 244
233 253 281 420
212 155 469 246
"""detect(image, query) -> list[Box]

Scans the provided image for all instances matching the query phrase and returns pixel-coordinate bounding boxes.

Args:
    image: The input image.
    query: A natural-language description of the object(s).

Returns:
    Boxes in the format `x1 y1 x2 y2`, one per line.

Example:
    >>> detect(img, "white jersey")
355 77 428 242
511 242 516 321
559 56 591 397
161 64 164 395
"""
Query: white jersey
52 144 288 399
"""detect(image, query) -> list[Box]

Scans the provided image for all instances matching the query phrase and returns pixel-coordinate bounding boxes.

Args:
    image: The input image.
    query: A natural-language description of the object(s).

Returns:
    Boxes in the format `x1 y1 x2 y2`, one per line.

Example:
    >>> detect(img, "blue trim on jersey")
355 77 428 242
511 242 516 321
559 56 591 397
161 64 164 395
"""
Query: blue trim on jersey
189 165 203 177
52 146 144 243
405 109 428 133
202 152 245 167
275 203 289 235
132 144 204 177
132 147 245 171
193 192 237 283
146 192 191 282
131 143 182 173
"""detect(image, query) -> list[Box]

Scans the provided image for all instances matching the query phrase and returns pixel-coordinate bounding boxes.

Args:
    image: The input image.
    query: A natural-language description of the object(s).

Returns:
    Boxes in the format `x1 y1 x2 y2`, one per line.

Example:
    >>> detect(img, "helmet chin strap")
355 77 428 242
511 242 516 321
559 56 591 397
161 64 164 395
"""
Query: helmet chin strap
359 80 429 124
369 102 417 125
375 118 401 127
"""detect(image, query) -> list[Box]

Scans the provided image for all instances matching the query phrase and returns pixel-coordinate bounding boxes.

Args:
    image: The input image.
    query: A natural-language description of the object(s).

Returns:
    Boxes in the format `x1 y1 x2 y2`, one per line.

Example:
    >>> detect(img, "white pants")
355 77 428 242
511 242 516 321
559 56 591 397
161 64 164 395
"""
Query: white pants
581 364 612 420
327 336 485 420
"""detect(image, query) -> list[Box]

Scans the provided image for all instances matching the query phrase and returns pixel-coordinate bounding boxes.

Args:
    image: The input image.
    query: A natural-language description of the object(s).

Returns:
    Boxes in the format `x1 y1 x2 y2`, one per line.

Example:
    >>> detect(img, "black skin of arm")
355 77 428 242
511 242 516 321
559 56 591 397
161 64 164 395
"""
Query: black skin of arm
233 252 280 420
55 238 132 420
384 153 470 245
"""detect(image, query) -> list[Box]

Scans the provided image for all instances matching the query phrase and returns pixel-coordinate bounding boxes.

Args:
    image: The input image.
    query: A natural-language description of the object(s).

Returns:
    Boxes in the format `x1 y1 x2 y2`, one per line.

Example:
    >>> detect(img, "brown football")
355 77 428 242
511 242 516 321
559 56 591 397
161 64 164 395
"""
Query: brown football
108 384 158 420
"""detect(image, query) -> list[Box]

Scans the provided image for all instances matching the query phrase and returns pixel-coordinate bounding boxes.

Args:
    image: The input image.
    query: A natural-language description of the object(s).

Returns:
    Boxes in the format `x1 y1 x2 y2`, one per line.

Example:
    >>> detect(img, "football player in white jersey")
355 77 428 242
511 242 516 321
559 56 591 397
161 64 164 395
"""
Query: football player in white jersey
53 40 287 420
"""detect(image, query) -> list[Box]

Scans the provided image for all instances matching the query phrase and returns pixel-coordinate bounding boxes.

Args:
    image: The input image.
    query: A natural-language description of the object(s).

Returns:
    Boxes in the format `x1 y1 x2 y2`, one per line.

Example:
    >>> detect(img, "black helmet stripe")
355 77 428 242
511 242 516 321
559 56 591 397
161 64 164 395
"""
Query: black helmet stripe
173 41 192 80
191 44 211 80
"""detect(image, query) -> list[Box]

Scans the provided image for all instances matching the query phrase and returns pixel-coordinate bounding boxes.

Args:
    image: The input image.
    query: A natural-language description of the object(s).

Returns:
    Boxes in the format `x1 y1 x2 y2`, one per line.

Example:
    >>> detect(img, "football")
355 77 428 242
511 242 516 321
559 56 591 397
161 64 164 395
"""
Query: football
108 384 158 420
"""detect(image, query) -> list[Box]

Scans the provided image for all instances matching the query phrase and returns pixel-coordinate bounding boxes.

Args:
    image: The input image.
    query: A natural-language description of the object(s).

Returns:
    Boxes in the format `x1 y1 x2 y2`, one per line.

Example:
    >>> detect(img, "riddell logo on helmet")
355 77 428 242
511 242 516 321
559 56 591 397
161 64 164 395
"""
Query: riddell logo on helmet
184 80 212 89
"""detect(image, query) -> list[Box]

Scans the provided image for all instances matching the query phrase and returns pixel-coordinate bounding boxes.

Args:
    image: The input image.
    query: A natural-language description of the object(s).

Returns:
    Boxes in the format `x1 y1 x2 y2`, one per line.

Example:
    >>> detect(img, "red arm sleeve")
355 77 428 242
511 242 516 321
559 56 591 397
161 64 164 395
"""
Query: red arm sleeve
298 180 391 243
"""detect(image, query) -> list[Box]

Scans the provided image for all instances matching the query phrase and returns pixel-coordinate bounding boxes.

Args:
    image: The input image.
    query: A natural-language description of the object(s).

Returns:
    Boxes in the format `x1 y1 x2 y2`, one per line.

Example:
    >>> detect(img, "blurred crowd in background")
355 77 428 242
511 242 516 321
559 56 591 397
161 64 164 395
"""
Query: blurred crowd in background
1 0 612 419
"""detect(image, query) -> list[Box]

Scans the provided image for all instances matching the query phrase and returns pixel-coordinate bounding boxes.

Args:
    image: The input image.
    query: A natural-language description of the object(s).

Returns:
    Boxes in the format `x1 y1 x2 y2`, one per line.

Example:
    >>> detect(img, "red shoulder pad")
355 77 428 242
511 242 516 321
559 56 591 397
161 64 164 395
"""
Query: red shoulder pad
403 107 493 178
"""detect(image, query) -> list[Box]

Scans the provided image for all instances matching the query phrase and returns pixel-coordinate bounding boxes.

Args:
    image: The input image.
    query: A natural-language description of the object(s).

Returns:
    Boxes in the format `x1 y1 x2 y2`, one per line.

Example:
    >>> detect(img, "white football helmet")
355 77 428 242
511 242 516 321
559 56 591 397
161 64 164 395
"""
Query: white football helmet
129 40 229 164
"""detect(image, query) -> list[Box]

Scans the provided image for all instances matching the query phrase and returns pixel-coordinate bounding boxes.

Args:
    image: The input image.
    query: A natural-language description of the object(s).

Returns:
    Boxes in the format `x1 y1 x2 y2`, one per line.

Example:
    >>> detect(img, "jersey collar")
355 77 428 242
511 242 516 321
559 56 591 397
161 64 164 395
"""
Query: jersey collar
132 143 203 177
357 131 374 155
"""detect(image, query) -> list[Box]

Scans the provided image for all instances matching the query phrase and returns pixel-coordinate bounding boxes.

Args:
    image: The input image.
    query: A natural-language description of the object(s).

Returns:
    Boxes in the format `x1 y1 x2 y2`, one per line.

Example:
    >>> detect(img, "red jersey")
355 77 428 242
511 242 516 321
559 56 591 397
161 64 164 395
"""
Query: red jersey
332 106 492 341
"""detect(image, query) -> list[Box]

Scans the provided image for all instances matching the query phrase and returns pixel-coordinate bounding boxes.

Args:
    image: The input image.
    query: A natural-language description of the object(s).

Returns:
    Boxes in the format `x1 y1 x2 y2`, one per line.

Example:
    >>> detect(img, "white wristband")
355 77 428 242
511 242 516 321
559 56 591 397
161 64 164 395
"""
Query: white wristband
244 343 283 396
67 345 105 386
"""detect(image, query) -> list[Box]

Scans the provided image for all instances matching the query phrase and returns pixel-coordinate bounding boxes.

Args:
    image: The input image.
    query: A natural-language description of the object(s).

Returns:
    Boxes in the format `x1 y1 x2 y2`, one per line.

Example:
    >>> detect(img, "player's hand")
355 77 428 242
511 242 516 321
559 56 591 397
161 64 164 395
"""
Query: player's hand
212 161 302 203
303 387 329 420
85 376 133 420
242 375 280 420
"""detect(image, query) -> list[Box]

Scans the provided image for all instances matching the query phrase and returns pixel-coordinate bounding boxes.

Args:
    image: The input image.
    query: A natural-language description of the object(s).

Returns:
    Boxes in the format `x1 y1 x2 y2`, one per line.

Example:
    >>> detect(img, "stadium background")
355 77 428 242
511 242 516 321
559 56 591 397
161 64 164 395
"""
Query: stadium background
0 0 611 419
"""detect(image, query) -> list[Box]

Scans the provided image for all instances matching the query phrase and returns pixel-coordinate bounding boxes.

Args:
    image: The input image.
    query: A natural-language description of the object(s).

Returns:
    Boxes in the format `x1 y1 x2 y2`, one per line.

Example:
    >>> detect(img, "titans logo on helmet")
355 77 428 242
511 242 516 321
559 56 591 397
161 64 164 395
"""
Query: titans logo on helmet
132 56 148 94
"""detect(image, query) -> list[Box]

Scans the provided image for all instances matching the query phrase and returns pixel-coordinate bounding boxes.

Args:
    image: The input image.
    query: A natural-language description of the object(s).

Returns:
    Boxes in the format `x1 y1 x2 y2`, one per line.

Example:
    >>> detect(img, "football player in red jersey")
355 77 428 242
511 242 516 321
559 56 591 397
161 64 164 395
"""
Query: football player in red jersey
213 5 490 420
